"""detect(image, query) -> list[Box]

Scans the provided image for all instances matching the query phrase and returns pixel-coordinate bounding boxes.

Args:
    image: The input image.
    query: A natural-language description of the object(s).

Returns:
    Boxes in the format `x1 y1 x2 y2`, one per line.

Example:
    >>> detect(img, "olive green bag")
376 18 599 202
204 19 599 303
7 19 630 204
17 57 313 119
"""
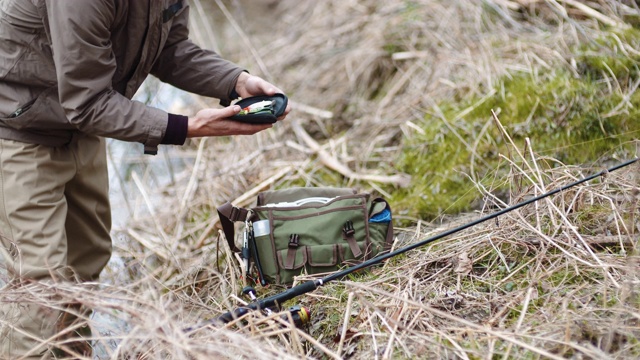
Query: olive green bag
217 187 394 286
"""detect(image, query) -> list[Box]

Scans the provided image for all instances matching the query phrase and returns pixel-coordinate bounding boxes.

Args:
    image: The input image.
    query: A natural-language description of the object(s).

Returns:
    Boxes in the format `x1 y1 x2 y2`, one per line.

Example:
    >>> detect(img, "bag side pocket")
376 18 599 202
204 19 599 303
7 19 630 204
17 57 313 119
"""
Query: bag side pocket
368 198 394 255
254 233 279 284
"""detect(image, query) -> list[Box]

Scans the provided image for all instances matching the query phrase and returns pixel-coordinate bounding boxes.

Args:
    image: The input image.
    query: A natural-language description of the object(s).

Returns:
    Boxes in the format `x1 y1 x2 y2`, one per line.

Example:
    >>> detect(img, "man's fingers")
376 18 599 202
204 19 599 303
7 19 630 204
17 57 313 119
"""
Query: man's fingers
256 80 277 96
246 76 281 96
275 102 291 121
223 104 241 117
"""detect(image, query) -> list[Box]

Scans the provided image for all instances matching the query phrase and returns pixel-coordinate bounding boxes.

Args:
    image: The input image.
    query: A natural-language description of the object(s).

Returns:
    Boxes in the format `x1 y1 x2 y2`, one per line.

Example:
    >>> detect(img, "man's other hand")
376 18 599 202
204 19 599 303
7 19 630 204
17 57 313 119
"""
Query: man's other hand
234 73 291 120
186 105 271 138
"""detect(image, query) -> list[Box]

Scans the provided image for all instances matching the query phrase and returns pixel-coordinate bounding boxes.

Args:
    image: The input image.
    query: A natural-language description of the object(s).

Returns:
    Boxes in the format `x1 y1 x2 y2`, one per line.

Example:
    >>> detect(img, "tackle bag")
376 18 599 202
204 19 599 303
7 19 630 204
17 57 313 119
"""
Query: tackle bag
217 187 394 286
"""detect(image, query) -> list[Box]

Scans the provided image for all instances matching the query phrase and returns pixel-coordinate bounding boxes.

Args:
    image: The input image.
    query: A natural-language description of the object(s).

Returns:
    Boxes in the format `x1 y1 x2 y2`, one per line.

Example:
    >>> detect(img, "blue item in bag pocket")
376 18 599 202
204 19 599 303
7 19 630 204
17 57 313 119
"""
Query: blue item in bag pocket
369 208 391 223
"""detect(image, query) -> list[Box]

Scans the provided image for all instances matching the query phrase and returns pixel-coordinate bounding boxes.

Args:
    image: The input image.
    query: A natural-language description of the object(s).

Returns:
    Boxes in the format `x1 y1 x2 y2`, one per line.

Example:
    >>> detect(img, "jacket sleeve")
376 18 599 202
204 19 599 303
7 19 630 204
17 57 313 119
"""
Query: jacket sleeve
150 1 245 103
43 0 167 152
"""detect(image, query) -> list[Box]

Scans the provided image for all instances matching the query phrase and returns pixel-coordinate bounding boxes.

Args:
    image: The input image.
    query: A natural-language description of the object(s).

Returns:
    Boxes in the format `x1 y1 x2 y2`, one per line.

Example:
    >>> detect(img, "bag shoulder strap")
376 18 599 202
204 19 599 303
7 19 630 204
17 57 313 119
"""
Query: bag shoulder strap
217 202 251 252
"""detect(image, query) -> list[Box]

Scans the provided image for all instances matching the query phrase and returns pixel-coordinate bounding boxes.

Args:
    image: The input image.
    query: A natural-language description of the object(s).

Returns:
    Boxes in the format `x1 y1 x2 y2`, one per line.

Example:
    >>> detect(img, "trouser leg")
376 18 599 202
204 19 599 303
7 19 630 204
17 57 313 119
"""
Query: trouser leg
55 135 111 357
0 136 112 359
0 138 73 359
64 135 112 281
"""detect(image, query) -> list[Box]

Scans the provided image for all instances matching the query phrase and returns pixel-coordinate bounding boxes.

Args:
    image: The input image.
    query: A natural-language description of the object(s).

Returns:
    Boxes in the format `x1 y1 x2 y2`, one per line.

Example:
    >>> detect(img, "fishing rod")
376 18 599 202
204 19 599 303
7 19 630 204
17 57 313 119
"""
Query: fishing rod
192 157 638 330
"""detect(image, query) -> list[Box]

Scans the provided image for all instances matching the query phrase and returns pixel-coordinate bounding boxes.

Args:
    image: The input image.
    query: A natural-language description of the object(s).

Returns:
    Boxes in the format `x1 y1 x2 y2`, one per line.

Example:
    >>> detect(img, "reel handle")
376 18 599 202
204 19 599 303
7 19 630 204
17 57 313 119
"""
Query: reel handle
216 307 251 324
242 286 257 300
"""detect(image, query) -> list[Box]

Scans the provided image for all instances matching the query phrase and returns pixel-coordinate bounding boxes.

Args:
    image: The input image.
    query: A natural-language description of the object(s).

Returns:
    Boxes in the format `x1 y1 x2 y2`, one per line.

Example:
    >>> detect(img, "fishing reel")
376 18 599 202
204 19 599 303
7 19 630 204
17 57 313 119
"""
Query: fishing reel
242 286 311 329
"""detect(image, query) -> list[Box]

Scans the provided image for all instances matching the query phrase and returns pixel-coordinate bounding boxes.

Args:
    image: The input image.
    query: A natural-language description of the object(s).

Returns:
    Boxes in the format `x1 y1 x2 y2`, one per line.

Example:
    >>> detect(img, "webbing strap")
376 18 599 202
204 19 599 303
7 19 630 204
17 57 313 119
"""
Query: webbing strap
216 202 251 252
342 221 363 258
285 234 300 270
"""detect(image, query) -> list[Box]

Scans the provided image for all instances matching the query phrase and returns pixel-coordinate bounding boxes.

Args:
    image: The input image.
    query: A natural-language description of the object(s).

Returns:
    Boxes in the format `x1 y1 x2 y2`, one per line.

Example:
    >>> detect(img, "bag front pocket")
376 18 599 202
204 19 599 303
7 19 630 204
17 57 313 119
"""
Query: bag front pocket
259 195 371 284
275 244 341 284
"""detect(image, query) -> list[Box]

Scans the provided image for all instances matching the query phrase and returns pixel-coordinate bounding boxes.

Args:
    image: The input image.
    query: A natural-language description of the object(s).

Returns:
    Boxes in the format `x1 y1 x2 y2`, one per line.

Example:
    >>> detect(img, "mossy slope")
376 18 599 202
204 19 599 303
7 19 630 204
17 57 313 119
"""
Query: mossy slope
392 30 640 220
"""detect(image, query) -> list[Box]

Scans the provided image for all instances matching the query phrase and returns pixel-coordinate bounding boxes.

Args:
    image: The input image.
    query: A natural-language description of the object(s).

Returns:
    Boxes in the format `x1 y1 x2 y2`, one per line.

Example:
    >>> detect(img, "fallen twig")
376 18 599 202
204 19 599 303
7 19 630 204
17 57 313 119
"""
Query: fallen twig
290 119 411 187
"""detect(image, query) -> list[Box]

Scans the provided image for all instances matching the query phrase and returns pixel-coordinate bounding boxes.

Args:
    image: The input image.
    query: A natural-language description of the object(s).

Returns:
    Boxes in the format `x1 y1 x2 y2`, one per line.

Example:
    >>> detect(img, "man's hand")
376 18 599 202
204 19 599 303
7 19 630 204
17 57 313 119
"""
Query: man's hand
234 72 291 120
187 105 271 138
187 73 291 138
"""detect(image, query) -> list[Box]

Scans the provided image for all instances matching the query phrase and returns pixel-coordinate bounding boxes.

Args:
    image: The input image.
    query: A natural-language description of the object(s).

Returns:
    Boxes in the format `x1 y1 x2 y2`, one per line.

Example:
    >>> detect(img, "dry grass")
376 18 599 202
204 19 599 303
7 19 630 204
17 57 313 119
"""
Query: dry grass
2 153 637 359
2 0 640 358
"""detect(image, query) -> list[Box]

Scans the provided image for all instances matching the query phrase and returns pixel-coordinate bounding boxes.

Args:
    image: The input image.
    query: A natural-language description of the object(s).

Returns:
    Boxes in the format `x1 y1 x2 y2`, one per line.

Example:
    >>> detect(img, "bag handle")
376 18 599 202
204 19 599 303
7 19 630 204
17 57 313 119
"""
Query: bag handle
217 202 252 252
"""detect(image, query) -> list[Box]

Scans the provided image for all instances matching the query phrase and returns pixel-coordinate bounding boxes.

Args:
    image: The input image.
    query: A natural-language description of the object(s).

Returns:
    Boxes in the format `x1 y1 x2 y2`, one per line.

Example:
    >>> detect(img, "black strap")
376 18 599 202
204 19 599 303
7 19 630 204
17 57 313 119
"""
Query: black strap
285 234 300 270
342 221 362 258
217 202 251 252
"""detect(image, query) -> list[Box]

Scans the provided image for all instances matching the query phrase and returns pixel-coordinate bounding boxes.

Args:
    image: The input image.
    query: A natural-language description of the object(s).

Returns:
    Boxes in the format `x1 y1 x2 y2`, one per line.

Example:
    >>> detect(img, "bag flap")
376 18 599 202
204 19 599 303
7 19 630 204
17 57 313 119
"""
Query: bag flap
257 187 357 206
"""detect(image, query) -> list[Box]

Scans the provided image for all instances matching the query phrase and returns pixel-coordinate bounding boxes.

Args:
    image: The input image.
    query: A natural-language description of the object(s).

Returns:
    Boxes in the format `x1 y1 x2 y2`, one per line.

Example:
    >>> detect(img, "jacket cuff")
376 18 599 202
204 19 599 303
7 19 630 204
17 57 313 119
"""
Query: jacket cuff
161 114 188 145
142 111 167 155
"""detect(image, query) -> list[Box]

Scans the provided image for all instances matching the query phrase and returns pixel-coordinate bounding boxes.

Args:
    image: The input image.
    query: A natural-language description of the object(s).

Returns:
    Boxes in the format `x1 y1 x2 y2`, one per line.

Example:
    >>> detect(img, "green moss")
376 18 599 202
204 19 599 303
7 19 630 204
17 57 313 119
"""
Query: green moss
570 204 617 236
391 44 640 220
546 267 606 290
624 15 640 29
577 29 640 80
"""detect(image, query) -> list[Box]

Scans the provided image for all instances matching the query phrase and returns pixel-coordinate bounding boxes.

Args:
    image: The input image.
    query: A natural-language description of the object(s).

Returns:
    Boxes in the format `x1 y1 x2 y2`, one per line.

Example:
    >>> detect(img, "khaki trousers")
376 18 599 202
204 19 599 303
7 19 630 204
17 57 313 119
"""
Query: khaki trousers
0 135 112 358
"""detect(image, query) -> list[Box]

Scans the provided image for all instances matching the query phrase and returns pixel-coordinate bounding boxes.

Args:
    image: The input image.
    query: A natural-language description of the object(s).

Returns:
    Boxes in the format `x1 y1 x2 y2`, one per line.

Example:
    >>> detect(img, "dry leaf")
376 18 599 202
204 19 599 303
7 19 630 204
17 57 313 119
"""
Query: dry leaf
454 252 473 275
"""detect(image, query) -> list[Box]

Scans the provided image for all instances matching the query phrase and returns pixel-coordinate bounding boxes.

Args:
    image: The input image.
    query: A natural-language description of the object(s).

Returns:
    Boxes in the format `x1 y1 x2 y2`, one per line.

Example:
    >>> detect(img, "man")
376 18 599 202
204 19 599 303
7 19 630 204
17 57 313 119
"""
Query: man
0 0 290 357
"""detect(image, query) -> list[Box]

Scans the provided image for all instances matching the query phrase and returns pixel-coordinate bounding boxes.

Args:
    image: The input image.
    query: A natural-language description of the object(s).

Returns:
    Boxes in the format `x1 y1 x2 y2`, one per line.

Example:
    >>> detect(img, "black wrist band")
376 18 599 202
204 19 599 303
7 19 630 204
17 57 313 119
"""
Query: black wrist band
161 113 188 145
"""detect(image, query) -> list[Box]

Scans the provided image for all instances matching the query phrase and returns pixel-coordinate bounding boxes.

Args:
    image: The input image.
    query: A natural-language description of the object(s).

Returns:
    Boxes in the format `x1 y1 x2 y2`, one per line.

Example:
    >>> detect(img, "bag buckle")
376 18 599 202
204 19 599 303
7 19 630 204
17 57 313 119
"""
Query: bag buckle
288 234 300 248
342 221 355 237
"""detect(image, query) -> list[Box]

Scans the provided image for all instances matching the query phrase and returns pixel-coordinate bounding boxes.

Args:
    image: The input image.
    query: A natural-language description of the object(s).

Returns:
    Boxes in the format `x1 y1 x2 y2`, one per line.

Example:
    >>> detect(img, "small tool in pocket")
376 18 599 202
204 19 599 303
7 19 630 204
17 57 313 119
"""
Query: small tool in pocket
228 93 288 124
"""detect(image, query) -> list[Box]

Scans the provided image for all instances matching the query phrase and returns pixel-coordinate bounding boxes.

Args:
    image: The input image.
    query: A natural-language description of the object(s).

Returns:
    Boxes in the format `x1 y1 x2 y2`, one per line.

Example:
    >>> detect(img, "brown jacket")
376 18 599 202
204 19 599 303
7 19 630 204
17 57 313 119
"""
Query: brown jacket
0 0 243 154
